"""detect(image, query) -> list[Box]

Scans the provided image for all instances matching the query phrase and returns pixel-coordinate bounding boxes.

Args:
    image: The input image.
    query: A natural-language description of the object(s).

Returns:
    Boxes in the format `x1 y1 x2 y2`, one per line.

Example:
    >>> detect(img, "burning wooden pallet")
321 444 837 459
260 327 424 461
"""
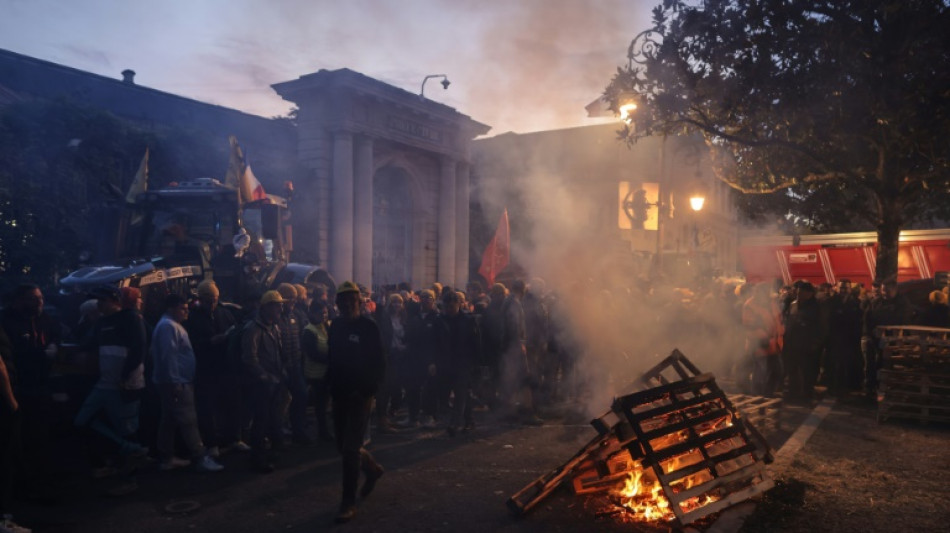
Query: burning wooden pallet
877 326 950 424
507 350 775 527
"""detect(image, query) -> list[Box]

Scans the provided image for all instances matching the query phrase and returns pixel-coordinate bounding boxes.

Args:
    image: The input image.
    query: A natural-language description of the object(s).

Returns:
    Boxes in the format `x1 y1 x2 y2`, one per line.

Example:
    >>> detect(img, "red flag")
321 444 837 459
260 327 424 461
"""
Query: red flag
478 209 509 286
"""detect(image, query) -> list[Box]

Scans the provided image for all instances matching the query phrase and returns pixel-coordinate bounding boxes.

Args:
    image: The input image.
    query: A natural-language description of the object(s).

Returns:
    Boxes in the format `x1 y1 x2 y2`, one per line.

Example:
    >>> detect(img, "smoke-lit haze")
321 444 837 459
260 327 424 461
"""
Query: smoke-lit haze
0 0 654 134
476 133 745 415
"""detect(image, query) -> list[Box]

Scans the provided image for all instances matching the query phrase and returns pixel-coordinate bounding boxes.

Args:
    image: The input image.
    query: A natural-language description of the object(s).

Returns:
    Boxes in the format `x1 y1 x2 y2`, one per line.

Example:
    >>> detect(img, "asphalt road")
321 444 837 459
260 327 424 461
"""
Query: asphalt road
10 396 814 533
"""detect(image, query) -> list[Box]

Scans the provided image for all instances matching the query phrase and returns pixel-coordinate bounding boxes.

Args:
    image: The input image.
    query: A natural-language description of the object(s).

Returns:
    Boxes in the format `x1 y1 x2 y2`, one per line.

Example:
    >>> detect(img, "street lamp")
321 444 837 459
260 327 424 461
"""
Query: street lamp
420 74 450 99
689 195 705 212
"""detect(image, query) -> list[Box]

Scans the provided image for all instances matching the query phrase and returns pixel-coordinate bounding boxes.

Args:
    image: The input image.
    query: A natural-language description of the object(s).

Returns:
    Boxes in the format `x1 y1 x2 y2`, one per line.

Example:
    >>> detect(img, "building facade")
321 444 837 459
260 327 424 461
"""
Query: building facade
472 124 738 280
272 69 488 288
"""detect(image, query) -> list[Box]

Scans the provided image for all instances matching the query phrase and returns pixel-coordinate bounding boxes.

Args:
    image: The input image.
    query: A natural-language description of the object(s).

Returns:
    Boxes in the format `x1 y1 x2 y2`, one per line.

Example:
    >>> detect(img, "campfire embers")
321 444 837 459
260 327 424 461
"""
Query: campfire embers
508 350 775 527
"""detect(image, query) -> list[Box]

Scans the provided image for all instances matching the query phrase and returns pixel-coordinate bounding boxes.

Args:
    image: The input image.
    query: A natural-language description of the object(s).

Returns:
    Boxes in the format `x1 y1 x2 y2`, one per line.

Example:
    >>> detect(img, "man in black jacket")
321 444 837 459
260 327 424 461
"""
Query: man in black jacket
782 282 823 403
438 290 480 436
327 281 385 524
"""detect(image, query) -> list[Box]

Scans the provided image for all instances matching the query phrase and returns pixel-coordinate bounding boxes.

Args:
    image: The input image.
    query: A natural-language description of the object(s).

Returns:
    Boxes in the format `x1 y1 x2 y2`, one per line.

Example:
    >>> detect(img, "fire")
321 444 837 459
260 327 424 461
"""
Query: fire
610 466 672 522
609 460 720 523
606 410 732 523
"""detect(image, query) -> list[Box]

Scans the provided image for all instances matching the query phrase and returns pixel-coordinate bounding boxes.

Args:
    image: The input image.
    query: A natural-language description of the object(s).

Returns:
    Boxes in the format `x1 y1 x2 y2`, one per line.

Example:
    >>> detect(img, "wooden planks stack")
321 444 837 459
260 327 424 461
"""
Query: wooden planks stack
728 394 783 432
506 350 775 527
877 325 950 424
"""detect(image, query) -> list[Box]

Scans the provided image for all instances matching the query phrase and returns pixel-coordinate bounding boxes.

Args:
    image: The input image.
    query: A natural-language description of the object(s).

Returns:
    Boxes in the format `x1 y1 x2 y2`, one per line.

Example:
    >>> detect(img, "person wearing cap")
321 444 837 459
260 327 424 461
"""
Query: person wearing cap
183 280 244 456
782 281 823 403
74 285 148 472
327 281 385 523
241 290 287 473
276 283 311 445
151 294 224 473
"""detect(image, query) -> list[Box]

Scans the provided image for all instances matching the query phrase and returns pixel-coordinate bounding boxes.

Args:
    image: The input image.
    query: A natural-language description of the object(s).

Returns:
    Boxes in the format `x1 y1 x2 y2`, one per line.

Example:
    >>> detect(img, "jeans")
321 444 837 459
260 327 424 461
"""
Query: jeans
74 387 142 455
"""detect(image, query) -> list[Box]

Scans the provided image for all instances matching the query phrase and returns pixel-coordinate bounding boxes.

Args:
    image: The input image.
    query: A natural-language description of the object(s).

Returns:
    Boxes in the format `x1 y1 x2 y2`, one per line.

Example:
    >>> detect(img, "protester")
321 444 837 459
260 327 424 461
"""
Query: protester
276 283 311 445
501 280 543 425
374 293 407 434
150 294 223 472
0 284 62 498
242 291 287 473
402 289 445 428
0 326 28 533
184 280 245 456
327 281 385 524
918 290 950 328
302 299 333 442
438 290 480 436
74 285 148 458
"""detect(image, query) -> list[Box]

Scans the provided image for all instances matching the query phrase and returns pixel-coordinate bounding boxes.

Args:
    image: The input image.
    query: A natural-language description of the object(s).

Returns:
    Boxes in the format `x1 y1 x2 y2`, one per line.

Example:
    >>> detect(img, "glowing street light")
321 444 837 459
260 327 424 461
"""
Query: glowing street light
689 195 705 212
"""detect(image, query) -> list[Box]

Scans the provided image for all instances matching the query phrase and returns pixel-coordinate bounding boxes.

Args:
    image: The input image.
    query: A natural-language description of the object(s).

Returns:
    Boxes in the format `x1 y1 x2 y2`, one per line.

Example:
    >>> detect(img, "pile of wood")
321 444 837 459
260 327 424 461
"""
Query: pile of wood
507 350 774 527
877 325 950 424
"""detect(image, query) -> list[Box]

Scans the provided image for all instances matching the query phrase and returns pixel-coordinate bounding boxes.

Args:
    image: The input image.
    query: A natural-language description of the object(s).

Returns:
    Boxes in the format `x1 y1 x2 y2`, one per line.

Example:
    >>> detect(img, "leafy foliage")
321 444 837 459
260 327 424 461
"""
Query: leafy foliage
606 0 950 281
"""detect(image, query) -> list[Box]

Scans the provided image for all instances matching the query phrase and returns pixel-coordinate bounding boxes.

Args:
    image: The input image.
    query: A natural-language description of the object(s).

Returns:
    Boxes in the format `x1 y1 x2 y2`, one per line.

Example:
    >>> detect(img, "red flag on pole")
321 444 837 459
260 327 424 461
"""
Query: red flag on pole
478 208 509 286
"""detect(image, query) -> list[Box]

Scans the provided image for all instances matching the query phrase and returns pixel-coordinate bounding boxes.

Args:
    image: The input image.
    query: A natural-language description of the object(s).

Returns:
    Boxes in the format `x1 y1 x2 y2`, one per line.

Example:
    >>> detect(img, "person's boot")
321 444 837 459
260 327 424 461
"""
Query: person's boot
359 464 385 499
335 503 357 523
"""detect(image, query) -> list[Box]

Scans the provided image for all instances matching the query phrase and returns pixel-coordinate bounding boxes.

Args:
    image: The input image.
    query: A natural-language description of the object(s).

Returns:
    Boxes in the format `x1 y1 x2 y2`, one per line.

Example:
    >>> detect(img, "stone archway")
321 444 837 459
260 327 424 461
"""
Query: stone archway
372 166 414 287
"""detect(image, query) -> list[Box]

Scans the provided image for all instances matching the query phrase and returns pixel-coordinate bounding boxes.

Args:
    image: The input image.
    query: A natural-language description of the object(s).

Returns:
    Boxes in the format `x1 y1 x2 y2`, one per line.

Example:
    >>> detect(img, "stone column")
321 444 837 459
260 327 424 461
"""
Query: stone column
329 131 354 283
438 156 457 286
454 162 470 288
353 136 374 286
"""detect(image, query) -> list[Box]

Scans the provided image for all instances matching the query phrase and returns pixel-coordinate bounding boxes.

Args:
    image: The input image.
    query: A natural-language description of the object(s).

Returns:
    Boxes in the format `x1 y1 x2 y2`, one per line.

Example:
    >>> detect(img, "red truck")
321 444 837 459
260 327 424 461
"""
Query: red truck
739 228 950 287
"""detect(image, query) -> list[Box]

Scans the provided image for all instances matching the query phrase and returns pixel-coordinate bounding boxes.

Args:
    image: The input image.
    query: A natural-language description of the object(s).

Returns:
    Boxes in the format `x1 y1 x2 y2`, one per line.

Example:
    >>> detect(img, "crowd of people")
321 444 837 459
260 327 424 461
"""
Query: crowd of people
0 273 948 530
735 278 948 404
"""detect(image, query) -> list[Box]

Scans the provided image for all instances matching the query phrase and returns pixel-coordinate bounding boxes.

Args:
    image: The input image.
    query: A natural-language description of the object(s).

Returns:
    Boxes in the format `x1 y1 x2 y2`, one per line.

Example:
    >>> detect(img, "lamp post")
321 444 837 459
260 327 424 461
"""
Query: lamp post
420 74 451 99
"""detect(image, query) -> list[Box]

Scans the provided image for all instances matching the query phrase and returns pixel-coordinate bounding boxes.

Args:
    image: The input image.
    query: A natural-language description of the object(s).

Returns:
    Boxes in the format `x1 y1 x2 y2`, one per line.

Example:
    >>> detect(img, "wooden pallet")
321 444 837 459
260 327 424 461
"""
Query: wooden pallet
728 394 783 432
878 369 950 424
610 373 774 526
506 350 774 525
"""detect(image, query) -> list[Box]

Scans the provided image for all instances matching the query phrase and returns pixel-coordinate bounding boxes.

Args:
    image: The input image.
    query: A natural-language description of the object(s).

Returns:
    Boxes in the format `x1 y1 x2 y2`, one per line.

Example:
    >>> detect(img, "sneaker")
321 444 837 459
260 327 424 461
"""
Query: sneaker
227 440 252 453
207 446 221 458
159 457 192 471
359 465 384 499
195 455 224 473
1 516 32 533
335 504 357 524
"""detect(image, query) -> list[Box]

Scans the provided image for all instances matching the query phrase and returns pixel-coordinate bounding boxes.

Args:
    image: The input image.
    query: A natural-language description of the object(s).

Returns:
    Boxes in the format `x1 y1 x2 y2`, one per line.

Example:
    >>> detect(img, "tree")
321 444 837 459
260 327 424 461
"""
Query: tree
0 100 233 294
605 0 950 283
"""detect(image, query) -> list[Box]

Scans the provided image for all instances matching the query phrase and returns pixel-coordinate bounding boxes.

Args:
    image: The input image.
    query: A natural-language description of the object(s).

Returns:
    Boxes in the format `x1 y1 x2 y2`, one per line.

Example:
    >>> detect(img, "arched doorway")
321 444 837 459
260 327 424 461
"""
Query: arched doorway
372 167 413 287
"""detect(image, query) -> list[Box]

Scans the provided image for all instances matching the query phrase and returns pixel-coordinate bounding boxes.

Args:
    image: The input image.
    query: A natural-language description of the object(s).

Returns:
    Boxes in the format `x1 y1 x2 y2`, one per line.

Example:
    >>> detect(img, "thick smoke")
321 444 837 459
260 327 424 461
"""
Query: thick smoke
475 131 751 417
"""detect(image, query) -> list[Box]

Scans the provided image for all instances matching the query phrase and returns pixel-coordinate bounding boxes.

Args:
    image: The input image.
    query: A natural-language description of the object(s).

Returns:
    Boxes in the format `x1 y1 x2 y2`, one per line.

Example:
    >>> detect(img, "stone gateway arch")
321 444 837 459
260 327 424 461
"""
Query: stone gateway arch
273 69 489 290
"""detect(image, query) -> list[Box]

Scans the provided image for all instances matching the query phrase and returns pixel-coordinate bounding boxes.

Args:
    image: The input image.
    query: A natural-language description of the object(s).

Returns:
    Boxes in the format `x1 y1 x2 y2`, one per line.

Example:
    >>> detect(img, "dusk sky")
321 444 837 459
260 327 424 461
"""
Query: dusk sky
0 0 654 136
